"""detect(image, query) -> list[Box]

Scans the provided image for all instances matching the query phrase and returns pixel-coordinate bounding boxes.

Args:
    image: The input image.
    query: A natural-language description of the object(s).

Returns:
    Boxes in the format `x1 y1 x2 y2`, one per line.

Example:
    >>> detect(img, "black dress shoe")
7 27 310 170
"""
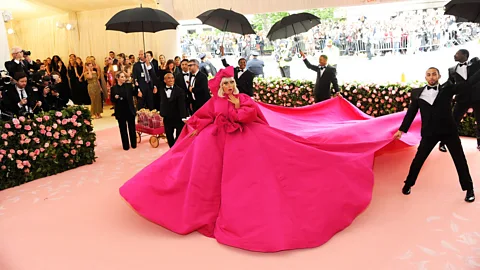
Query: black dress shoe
465 190 475 203
439 145 447 152
402 184 411 195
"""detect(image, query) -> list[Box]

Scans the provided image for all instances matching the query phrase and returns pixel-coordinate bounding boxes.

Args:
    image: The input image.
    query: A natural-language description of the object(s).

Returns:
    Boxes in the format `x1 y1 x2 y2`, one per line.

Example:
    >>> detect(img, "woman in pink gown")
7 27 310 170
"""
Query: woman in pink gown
119 66 418 252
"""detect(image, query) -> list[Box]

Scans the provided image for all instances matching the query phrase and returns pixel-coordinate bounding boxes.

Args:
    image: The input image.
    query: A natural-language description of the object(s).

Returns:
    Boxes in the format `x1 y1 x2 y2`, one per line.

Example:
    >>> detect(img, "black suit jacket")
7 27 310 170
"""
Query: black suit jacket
5 59 38 77
303 59 339 100
110 83 138 120
175 71 192 106
399 82 465 137
151 59 160 77
159 85 187 122
132 61 158 91
3 84 37 116
221 58 254 96
448 57 480 103
189 72 211 111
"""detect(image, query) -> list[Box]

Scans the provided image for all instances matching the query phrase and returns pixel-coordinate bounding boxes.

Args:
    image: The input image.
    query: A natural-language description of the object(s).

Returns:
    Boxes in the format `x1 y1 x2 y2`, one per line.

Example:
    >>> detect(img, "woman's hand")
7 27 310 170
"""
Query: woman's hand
228 94 240 109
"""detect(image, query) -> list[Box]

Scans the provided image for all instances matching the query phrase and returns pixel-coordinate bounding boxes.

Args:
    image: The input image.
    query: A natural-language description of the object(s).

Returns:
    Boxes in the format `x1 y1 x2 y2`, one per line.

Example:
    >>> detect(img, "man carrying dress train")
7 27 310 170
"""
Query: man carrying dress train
439 49 480 152
394 67 475 203
300 50 339 103
160 73 187 148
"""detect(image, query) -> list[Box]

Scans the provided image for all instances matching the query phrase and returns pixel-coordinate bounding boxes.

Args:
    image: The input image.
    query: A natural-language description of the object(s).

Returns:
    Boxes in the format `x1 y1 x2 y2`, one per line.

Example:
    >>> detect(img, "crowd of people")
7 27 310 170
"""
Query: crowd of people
181 8 480 61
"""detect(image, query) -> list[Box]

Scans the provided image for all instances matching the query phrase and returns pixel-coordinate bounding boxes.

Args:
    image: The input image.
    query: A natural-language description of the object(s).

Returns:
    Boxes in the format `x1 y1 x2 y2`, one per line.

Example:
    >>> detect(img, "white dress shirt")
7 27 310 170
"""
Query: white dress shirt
456 62 468 80
182 71 190 86
16 86 32 112
165 86 173 99
190 71 199 100
319 65 326 77
419 85 439 105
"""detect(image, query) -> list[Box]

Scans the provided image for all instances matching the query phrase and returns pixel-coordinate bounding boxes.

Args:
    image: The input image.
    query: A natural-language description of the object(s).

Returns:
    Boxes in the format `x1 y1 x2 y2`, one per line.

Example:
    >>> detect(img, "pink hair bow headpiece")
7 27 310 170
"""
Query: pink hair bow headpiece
208 66 234 97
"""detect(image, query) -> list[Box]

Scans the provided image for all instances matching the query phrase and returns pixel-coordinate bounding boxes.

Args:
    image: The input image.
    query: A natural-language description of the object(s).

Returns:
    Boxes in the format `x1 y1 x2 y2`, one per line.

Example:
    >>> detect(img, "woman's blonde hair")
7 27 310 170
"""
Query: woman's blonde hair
218 77 239 97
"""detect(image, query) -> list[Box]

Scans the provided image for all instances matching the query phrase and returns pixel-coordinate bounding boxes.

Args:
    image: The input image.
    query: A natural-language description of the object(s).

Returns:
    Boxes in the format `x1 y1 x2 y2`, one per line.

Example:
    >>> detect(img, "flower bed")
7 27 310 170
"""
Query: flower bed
253 78 477 138
0 106 96 190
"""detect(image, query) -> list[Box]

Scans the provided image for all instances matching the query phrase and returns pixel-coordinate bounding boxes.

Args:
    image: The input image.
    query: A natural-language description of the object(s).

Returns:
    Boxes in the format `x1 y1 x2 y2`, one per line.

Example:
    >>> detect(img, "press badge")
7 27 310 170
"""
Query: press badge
141 72 145 77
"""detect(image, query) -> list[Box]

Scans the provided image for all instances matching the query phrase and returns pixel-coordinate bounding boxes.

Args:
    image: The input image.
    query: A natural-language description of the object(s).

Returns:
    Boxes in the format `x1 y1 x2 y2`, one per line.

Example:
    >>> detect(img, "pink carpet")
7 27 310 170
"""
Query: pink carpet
1 127 479 270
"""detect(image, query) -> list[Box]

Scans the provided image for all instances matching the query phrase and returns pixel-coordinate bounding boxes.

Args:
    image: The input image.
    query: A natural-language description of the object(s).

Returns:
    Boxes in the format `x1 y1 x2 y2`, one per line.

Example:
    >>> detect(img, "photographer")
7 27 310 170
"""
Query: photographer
38 75 67 111
2 72 42 117
4 47 39 82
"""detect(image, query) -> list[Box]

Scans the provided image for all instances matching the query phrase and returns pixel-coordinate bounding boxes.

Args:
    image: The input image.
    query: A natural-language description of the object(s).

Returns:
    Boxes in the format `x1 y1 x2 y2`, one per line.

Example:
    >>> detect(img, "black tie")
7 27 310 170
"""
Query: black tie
183 73 189 76
426 85 437 90
191 74 196 77
166 87 173 90
320 66 325 70
459 63 466 67
239 69 244 72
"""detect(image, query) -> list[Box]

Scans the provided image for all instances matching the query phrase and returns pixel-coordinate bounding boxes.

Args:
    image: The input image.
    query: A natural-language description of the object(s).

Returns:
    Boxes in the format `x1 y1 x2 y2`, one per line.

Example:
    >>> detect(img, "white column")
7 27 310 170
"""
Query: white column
0 11 12 71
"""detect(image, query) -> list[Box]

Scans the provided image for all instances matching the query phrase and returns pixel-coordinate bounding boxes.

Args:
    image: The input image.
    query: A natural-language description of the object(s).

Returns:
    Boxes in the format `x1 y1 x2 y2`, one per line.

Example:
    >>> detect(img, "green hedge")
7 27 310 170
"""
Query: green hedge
253 78 477 137
0 106 96 190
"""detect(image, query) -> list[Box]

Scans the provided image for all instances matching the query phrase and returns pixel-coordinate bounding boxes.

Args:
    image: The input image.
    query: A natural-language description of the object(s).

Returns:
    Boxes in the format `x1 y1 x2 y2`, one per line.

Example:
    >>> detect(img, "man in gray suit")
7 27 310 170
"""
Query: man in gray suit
246 51 264 77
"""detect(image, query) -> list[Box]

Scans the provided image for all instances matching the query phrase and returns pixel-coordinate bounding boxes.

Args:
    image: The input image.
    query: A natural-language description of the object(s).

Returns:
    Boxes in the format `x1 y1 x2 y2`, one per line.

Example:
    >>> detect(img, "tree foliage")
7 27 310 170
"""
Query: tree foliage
251 8 336 33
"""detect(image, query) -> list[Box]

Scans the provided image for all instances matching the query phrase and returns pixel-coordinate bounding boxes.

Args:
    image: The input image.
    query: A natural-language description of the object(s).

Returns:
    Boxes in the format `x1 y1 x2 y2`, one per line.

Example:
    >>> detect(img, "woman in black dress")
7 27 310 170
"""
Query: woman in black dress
110 71 143 150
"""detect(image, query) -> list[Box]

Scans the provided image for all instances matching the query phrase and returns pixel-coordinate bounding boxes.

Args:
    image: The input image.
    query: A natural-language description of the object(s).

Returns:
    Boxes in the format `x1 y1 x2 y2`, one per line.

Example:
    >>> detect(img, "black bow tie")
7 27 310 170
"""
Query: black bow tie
320 66 326 70
190 74 196 77
166 87 173 90
426 85 438 90
459 63 467 67
183 73 189 76
239 69 244 72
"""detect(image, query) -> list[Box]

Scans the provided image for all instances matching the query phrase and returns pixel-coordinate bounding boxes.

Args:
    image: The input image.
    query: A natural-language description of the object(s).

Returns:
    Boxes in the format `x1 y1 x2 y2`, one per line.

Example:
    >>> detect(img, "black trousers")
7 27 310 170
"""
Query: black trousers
441 101 480 147
137 85 155 110
164 117 185 148
314 94 330 103
405 134 473 191
117 115 137 150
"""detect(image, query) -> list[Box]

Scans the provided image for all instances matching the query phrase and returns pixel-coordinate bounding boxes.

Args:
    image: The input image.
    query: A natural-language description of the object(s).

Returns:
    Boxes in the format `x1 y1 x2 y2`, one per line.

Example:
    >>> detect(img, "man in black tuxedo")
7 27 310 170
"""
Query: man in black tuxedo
394 67 475 203
146 51 160 77
2 72 42 117
160 73 187 148
300 51 339 102
439 49 480 152
219 46 254 96
132 50 158 110
175 59 193 116
4 47 38 79
188 59 210 112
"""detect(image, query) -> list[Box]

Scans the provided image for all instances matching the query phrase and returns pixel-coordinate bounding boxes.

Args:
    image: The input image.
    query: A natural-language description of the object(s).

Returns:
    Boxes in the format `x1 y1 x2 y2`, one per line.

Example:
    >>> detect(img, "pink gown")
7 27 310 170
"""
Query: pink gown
119 93 421 252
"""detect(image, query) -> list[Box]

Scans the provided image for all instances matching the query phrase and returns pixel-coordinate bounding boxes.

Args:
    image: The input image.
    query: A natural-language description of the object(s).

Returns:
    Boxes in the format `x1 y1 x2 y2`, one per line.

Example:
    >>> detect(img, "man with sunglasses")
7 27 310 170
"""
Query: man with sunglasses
187 59 210 112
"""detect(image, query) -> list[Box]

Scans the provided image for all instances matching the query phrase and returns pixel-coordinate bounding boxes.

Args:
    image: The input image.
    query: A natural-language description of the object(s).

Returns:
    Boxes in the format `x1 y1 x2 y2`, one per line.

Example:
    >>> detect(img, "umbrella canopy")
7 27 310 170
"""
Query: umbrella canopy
445 0 480 23
197 8 256 35
267 12 320 41
105 6 179 33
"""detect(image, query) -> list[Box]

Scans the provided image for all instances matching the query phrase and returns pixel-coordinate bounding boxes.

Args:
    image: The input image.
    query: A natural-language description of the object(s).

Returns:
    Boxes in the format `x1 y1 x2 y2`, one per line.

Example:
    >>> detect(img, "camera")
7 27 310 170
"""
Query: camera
22 50 31 56
0 70 12 92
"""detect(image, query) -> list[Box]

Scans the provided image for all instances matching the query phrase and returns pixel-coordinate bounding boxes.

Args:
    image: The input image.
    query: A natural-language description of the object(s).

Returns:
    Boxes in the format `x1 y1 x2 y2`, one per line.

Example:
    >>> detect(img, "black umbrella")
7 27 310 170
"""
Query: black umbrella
445 0 480 23
197 8 255 44
266 13 320 41
105 5 179 50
